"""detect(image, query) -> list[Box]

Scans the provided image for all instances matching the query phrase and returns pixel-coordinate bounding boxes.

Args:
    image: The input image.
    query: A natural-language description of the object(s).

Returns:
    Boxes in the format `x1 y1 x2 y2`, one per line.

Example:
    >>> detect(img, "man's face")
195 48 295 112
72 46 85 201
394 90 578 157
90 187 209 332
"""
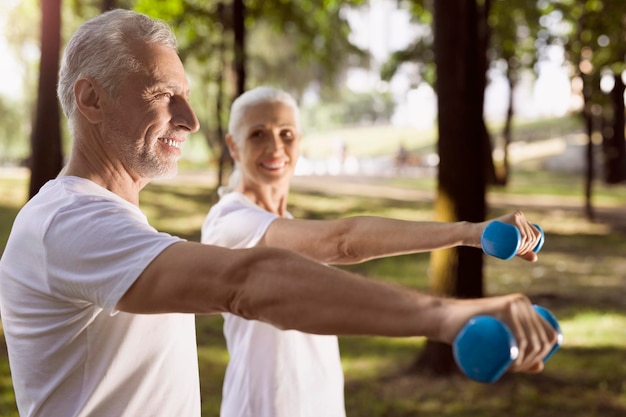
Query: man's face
102 41 199 180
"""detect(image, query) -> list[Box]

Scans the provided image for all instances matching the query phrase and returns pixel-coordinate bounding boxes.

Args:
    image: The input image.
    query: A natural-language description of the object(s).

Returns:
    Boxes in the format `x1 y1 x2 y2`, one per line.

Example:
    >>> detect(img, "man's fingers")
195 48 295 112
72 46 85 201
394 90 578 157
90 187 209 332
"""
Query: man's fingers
509 304 558 372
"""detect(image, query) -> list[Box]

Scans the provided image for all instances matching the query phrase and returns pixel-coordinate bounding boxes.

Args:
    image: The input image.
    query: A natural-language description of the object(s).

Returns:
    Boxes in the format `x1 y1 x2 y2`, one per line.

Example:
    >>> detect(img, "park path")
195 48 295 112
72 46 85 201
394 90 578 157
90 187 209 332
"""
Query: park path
290 174 626 233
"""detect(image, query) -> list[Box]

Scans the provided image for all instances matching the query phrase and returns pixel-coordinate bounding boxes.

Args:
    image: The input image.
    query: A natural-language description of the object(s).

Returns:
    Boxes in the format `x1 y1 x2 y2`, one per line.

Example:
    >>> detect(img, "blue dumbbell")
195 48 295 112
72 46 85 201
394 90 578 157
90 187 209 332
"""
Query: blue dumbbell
452 305 563 383
481 221 545 260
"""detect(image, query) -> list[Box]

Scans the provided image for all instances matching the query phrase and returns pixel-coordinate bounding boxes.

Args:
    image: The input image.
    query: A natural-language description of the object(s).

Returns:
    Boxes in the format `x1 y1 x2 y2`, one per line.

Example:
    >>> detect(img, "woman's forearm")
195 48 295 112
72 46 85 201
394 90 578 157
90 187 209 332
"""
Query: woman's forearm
265 216 481 265
265 211 541 265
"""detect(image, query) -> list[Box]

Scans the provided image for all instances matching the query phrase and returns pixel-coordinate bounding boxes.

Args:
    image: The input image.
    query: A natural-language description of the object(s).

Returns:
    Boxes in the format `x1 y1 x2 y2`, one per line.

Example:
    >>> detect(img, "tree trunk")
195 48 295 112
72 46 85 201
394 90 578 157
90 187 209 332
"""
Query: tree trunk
604 72 626 184
233 0 246 97
29 0 63 199
582 76 595 221
414 0 487 376
101 0 117 12
498 65 516 186
216 2 230 189
477 0 497 187
574 13 595 220
217 0 246 187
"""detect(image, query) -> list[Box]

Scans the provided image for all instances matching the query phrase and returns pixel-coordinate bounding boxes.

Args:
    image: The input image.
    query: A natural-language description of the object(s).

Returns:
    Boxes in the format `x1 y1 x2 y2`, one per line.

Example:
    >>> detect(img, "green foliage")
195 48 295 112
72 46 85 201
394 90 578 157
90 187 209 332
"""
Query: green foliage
246 0 368 100
301 88 395 131
490 0 543 71
383 0 548 89
378 2 434 86
0 97 30 165
380 38 435 85
135 0 186 17
549 0 626 102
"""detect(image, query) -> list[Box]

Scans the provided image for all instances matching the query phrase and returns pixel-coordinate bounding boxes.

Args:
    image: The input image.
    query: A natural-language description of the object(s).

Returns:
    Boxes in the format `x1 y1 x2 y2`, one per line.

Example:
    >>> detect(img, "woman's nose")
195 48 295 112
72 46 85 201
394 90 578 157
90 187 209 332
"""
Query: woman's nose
267 132 284 151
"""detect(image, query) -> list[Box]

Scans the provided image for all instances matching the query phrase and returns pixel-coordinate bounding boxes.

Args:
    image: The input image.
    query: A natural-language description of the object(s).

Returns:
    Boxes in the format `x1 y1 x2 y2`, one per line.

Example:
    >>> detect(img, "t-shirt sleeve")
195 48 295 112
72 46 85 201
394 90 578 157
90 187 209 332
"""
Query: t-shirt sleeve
201 195 278 249
44 198 182 313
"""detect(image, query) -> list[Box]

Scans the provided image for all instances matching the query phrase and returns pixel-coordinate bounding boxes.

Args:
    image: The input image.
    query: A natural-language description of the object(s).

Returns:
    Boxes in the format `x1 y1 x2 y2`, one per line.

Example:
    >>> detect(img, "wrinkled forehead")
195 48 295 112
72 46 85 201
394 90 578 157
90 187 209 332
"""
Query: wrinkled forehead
127 40 189 92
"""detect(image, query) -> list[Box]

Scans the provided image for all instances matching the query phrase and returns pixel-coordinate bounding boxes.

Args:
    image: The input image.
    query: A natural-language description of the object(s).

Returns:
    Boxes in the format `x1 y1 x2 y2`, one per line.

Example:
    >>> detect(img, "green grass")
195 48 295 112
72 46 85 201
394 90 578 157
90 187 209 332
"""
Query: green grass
0 118 625 416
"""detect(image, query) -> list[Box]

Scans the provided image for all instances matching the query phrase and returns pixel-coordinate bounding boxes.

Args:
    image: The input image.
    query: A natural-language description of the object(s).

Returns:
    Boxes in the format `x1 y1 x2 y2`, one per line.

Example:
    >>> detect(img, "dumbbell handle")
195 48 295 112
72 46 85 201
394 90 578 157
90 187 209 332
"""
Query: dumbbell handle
452 305 562 384
481 221 545 260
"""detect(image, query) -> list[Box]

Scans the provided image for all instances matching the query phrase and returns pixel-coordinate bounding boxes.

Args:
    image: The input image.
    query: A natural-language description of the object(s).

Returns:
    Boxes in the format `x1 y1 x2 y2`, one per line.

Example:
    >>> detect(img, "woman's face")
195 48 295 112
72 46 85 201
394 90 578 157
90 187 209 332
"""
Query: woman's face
229 101 300 190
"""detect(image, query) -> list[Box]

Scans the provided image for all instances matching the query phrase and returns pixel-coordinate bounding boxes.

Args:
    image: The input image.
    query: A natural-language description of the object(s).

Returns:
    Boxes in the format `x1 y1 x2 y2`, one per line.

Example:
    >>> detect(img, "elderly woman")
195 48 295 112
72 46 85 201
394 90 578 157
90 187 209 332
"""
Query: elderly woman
201 86 544 417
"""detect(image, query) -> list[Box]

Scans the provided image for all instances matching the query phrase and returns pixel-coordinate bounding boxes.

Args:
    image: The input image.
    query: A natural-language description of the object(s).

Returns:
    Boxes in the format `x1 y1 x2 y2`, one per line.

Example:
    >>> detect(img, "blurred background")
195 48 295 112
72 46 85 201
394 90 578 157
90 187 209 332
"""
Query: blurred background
0 1 625 416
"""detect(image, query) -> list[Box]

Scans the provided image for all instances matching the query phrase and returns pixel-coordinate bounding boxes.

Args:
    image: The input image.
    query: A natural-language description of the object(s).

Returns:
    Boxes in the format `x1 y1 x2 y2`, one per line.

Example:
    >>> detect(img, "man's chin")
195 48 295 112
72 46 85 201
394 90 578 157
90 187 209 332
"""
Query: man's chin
149 162 179 181
156 166 178 180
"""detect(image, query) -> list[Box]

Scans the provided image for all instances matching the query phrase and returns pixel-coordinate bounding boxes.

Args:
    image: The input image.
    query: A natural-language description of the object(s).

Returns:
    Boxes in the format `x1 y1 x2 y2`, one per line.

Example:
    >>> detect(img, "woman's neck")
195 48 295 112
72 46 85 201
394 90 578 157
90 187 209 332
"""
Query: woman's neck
239 183 290 217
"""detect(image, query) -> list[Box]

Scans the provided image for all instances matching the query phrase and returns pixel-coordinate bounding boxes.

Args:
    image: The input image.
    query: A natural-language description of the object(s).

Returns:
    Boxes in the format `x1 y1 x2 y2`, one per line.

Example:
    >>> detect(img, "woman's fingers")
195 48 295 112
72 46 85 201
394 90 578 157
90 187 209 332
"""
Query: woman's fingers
496 211 542 259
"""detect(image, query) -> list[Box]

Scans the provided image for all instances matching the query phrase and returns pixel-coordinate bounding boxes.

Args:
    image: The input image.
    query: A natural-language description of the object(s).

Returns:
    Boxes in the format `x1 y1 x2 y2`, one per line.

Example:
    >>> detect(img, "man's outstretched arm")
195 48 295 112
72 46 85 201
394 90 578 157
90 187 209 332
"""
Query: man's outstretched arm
117 241 558 373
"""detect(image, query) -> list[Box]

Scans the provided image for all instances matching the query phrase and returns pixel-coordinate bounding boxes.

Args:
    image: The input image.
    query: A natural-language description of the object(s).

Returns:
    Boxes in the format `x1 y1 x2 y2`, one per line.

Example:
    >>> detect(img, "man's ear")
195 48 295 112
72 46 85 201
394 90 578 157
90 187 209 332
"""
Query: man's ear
226 134 239 162
74 78 105 124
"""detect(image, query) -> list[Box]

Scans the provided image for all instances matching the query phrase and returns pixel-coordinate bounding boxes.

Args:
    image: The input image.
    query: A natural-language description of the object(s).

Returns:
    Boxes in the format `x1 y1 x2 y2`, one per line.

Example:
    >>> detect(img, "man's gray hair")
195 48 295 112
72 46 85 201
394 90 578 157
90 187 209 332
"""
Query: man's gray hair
57 9 177 128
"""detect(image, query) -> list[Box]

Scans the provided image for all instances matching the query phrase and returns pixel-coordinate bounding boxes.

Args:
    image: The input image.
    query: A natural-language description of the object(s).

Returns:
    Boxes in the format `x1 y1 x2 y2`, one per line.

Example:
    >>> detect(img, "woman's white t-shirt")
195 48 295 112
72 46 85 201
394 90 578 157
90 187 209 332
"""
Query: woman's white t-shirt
202 192 346 417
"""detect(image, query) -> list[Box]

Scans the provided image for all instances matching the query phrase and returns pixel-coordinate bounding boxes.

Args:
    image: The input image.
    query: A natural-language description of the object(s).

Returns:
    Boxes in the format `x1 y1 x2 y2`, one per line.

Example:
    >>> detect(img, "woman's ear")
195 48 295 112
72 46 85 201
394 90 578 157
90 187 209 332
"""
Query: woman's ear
74 78 105 124
226 134 239 162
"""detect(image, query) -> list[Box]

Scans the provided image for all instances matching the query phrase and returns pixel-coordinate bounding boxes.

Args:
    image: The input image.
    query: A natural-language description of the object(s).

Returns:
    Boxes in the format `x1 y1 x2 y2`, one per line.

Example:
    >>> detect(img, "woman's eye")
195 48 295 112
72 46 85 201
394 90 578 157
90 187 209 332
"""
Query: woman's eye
250 130 264 139
281 130 295 140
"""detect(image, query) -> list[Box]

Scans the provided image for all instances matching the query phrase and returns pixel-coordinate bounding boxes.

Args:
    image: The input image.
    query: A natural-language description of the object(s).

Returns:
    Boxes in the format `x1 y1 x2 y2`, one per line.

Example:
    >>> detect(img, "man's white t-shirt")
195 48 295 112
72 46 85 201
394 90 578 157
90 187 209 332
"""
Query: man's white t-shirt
201 192 346 417
0 177 200 417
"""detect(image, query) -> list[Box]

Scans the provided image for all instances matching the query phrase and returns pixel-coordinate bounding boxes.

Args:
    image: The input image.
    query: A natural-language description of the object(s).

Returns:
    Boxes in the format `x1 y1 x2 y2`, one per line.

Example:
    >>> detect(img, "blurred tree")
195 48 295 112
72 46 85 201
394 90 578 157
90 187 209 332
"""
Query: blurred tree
1 1 41 165
607 73 625 183
489 0 542 185
0 98 29 165
247 0 367 101
549 0 626 219
301 88 395 130
413 0 489 376
29 0 63 199
383 0 553 186
385 0 625 375
380 2 435 88
101 0 117 12
233 0 245 97
381 0 497 187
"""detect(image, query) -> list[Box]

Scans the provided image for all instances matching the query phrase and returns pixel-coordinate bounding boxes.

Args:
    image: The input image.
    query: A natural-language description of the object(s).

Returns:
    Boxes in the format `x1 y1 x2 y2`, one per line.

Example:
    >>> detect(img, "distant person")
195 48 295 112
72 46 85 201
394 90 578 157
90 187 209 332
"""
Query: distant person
202 86 551 417
396 142 409 166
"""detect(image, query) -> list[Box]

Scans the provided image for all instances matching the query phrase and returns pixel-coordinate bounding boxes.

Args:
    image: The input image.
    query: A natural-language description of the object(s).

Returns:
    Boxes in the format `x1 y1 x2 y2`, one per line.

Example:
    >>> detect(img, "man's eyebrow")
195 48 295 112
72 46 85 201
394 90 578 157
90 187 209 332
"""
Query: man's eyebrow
148 81 190 97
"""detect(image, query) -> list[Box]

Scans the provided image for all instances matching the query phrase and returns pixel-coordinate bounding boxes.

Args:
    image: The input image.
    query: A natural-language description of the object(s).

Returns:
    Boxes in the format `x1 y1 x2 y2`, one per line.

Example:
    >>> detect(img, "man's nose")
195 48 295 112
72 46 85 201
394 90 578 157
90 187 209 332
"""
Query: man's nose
171 97 200 133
